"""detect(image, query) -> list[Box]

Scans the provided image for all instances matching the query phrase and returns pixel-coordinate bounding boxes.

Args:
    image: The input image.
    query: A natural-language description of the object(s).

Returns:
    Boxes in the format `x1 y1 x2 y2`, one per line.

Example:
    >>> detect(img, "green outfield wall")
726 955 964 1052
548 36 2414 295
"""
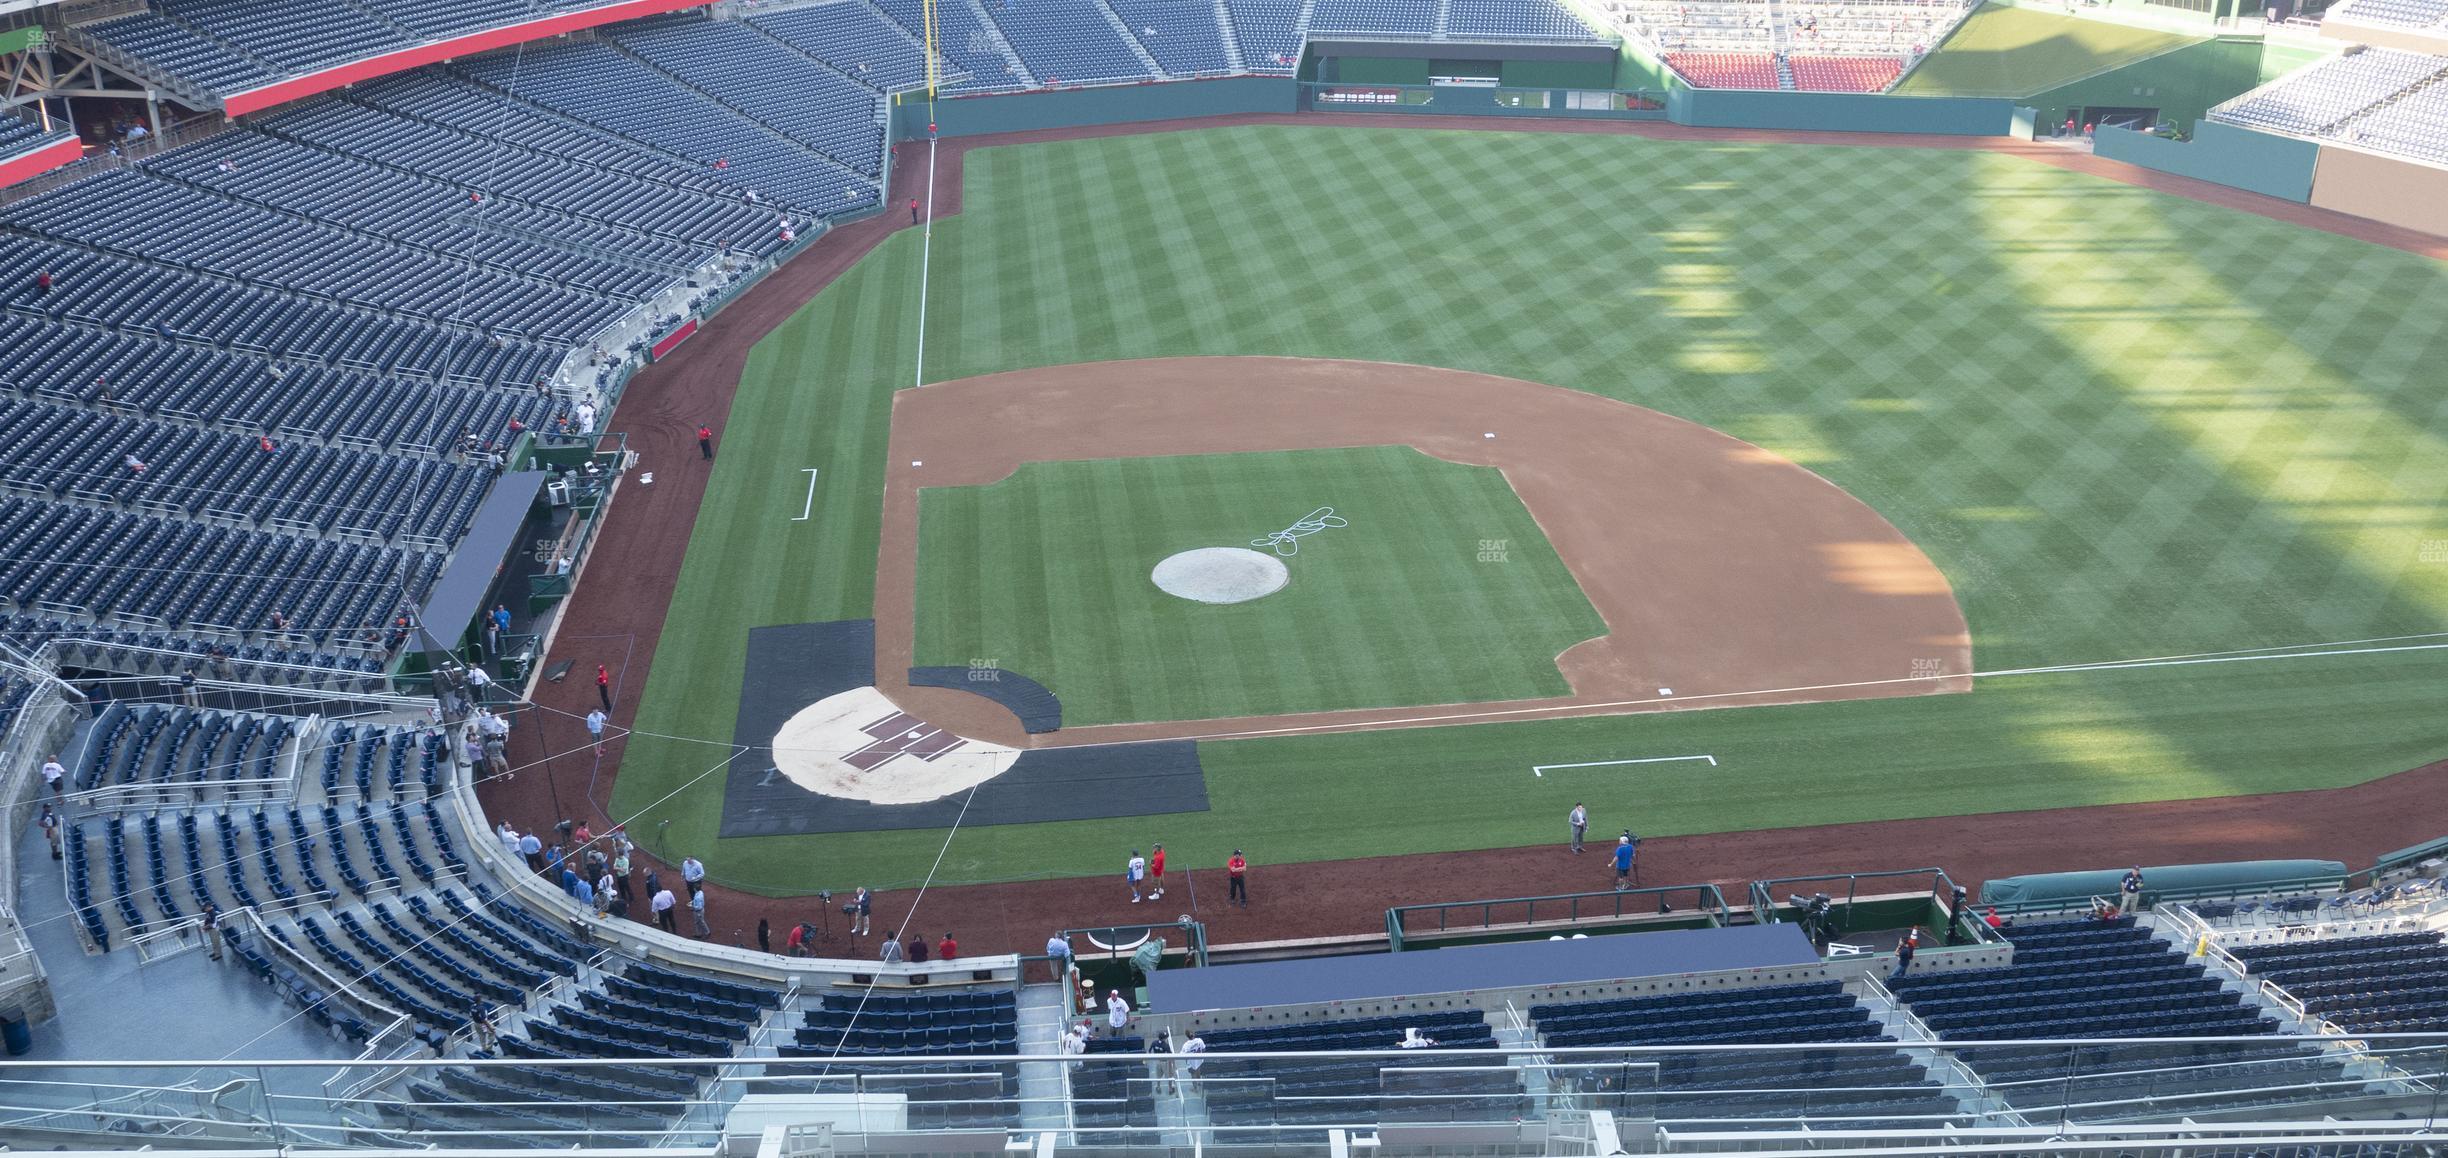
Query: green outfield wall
901 74 2016 138
2092 118 2319 201
1667 89 2018 134
896 76 1299 137
2023 36 2332 132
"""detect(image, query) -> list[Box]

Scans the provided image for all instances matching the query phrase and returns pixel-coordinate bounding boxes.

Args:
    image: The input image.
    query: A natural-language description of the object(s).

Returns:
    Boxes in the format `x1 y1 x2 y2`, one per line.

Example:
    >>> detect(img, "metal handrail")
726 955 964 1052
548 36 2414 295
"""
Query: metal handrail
1386 882 1729 948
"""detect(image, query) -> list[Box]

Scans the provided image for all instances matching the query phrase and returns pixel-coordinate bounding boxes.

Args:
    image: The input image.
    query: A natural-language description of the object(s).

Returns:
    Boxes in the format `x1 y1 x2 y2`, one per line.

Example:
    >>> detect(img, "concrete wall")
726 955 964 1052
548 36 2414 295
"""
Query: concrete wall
2308 145 2448 239
1668 89 2017 134
898 76 1299 138
2091 118 2319 201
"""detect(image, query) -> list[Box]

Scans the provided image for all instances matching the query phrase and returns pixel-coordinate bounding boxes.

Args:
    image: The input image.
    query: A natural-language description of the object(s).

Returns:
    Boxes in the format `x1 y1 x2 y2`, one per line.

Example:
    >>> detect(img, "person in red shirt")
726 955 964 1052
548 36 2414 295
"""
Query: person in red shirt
908 198 920 224
1147 844 1167 901
1226 849 1247 907
258 435 276 453
937 932 957 961
34 269 50 294
697 425 714 461
596 663 613 711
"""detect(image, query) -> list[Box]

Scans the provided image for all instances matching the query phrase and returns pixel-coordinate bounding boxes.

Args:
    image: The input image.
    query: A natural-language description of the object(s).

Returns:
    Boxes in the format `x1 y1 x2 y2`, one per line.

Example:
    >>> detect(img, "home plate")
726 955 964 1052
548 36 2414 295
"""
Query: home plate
1532 754 1717 777
770 686 1019 804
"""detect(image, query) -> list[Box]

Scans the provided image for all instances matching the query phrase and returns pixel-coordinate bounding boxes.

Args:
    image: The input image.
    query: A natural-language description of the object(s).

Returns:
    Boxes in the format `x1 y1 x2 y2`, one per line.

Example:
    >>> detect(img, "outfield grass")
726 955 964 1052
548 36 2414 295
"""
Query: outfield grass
1894 3 2201 98
616 124 2448 893
912 447 1604 725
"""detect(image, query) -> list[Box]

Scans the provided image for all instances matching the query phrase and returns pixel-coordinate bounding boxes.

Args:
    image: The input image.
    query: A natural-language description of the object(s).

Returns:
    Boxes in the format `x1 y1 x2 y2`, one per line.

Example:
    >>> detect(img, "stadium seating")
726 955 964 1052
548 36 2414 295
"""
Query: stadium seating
1193 1011 1526 1130
1449 0 1605 37
459 41 881 217
2215 48 2448 136
1225 0 1306 69
78 12 281 94
1533 982 1956 1127
791 988 1019 1054
2236 930 2448 1032
615 18 890 175
749 2 933 92
871 0 1034 88
1108 0 1235 76
1666 51 1780 87
1893 917 2352 1120
2329 0 2448 29
977 0 1160 85
2331 82 2448 165
157 0 414 75
1311 0 1435 35
6 168 627 342
1618 0 1773 53
1789 54 1904 92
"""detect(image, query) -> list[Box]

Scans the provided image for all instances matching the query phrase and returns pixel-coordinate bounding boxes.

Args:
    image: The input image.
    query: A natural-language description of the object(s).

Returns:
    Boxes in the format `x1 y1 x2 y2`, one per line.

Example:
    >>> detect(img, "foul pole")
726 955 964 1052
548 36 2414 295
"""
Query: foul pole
912 0 941 390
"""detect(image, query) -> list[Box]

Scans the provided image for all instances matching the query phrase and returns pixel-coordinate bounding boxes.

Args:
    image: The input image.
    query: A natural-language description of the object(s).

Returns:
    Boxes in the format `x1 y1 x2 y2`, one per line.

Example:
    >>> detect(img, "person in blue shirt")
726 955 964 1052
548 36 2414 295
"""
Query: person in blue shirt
1612 833 1637 891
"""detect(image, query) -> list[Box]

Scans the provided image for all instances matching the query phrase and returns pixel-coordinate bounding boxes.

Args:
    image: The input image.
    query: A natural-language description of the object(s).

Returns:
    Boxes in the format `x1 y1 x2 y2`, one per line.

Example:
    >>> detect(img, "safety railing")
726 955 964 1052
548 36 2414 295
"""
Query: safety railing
1386 883 1730 949
3 1033 2441 1149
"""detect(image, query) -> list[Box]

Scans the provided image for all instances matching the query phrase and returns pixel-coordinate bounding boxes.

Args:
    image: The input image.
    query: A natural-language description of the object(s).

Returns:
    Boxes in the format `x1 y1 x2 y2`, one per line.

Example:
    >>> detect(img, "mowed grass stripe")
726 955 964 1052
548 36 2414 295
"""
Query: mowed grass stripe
615 124 2448 890
912 447 1601 724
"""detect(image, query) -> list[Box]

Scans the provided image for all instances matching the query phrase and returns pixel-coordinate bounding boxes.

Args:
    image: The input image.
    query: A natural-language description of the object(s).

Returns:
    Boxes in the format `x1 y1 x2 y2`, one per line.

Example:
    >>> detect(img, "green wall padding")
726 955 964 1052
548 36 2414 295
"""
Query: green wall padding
1340 56 1433 85
898 77 1299 137
1500 58 1615 88
1670 89 2016 134
2024 37 2286 131
2091 119 2319 201
1982 859 2346 905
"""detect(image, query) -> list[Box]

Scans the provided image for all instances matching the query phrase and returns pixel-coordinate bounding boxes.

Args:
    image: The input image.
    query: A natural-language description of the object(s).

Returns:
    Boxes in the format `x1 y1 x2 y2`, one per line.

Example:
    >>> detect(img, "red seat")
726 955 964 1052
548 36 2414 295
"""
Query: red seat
1789 55 1903 92
1665 51 1779 89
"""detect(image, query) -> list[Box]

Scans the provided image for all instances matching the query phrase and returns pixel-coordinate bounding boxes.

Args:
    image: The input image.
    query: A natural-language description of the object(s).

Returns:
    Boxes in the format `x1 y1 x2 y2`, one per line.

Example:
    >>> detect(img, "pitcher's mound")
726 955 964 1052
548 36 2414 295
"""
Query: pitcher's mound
1152 547 1289 604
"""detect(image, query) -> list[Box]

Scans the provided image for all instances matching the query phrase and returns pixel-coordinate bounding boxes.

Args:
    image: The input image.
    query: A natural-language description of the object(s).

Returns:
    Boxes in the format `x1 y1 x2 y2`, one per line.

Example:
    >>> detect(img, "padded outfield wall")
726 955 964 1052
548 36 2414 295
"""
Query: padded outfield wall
2092 119 2320 201
912 77 2011 134
897 77 1299 138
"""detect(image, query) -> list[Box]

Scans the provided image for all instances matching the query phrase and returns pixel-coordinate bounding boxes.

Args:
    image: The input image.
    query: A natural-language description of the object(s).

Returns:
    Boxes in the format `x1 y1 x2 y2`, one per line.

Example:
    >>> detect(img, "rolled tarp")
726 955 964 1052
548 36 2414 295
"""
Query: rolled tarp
1980 860 2347 906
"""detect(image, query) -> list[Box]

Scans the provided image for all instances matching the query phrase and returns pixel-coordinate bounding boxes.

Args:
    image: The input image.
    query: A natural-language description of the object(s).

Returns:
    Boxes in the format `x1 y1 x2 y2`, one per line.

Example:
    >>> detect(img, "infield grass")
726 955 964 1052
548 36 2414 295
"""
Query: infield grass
615 124 2448 893
912 447 1605 725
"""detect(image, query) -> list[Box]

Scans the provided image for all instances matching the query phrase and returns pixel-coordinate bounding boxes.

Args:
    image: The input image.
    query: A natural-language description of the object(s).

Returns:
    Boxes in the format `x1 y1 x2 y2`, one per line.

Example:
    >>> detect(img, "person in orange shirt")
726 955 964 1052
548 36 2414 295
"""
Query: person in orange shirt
1226 850 1247 907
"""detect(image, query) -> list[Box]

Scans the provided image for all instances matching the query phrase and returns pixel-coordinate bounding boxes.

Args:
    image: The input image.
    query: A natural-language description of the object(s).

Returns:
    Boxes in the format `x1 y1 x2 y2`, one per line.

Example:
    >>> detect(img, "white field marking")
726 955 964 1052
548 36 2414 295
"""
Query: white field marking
793 468 821 521
1133 636 2448 745
1533 754 1716 778
912 133 938 390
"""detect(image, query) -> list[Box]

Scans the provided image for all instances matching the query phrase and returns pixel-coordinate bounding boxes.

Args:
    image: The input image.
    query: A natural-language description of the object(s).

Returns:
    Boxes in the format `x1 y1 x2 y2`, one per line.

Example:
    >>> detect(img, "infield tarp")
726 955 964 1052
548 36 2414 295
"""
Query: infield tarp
720 621 1207 837
1147 923 1819 1013
1980 859 2347 906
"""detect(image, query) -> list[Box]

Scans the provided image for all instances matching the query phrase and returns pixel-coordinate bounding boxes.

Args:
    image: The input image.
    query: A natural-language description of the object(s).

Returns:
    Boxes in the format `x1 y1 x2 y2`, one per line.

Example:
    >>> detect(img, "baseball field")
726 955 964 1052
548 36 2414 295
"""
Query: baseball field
585 120 2448 912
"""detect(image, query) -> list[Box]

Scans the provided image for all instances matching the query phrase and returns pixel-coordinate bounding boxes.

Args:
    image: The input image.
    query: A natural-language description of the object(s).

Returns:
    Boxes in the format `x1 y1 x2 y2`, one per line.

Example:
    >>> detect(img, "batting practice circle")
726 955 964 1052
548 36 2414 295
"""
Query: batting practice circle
1150 547 1291 604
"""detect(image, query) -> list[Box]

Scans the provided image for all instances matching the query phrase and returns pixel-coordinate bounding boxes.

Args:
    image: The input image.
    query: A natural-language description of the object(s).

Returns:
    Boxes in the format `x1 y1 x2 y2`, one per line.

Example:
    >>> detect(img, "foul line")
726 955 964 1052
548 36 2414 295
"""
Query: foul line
1134 633 2448 745
1533 754 1716 777
911 132 937 390
793 467 821 521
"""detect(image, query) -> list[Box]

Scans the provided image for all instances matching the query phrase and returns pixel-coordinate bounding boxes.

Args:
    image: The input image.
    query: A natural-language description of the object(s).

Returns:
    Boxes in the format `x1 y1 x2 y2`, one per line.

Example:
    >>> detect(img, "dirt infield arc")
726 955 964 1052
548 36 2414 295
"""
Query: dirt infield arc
874 357 1972 748
482 112 2448 961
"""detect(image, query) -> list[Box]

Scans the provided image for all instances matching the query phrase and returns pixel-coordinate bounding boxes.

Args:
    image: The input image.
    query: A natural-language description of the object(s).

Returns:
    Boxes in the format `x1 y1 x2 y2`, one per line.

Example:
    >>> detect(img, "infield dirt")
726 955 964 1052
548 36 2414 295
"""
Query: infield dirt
482 114 2448 959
